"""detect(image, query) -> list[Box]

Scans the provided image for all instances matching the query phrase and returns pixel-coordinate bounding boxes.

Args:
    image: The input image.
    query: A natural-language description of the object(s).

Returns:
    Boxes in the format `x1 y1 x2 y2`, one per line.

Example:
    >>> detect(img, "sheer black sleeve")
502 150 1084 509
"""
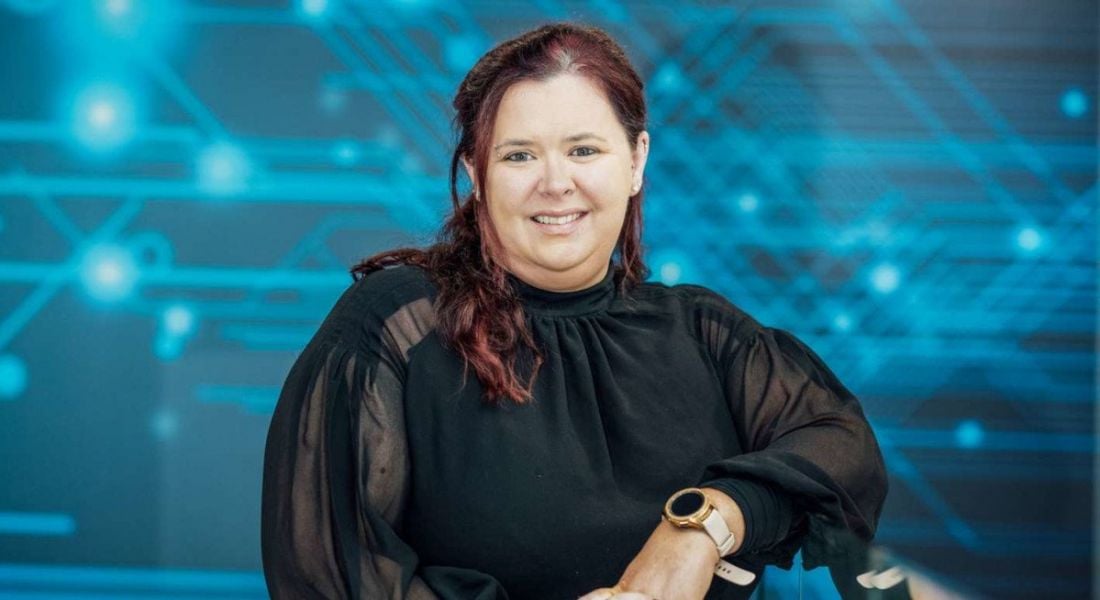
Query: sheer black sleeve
260 270 509 599
689 288 889 571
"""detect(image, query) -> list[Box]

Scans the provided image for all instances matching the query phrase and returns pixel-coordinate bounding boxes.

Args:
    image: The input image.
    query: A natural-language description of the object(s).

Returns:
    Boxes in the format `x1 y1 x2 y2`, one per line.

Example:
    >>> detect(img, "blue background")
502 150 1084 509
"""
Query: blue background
0 0 1095 598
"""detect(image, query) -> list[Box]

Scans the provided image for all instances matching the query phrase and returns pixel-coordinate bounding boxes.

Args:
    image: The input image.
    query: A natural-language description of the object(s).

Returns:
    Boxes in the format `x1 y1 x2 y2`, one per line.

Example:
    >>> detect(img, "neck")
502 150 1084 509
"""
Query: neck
505 260 610 292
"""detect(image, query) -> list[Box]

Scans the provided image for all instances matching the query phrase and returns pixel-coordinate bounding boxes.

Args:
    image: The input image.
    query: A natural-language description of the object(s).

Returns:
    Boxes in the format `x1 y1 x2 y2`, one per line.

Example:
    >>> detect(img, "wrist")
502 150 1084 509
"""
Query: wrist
659 487 761 588
699 487 746 556
657 515 720 561
662 486 744 558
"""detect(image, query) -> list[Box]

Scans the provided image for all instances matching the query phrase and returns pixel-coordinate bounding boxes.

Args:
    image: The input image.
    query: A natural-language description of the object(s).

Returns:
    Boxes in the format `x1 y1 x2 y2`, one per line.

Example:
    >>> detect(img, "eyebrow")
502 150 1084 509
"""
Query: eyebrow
493 132 609 151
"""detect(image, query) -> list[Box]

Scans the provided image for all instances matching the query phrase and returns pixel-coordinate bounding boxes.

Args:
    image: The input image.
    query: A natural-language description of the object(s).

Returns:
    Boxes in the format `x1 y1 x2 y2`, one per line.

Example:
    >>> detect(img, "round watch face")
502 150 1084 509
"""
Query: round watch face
670 489 705 518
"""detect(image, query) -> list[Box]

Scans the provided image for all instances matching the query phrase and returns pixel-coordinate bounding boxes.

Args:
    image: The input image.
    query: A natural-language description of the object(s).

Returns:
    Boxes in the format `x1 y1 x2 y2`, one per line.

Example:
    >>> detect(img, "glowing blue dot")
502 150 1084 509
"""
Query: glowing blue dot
197 142 251 196
832 313 852 332
954 419 984 449
297 0 329 17
333 141 360 166
1061 87 1088 119
444 36 481 73
96 0 140 34
869 263 900 294
80 244 138 302
659 262 682 285
0 354 28 400
80 0 180 47
162 305 195 336
738 193 759 213
649 249 699 286
151 409 179 440
103 0 131 17
71 84 136 152
654 63 684 93
1016 227 1041 251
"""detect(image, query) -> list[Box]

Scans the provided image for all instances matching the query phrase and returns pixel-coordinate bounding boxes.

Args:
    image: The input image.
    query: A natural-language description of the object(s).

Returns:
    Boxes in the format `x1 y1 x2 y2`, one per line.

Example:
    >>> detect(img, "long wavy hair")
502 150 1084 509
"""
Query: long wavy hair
351 23 650 405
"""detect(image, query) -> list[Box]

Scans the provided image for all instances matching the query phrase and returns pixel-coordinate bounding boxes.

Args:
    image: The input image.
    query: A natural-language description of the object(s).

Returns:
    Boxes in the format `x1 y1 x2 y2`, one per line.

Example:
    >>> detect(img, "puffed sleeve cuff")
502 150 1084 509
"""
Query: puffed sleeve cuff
699 477 798 556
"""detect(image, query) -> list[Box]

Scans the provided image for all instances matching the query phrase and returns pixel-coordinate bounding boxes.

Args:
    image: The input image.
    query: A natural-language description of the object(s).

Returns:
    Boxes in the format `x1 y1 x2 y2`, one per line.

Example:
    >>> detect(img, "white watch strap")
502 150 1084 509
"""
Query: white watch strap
700 507 737 556
700 505 756 586
715 559 757 586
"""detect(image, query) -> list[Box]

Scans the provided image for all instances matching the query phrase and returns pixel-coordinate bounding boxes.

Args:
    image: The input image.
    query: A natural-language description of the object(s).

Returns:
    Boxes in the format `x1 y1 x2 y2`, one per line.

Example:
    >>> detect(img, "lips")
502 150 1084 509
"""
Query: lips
530 211 588 235
531 211 585 225
530 209 589 219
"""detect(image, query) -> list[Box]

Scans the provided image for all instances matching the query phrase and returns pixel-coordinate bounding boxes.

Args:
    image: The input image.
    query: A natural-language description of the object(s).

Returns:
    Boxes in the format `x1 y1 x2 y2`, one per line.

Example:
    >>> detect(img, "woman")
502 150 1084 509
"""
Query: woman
261 23 888 600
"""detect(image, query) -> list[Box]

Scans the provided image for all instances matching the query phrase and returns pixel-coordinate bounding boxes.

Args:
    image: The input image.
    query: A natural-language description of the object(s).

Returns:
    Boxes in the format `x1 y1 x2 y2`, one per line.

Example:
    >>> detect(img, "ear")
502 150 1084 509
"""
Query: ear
461 155 477 191
630 131 650 191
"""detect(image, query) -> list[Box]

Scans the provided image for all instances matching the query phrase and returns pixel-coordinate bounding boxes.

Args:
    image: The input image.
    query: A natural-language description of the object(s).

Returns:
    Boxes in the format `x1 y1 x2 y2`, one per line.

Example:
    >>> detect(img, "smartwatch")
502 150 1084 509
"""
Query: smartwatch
663 487 757 586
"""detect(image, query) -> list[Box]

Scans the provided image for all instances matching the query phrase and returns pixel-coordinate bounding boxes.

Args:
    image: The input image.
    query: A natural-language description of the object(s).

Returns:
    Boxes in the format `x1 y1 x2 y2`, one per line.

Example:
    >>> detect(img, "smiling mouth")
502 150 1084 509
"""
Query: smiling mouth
531 212 587 225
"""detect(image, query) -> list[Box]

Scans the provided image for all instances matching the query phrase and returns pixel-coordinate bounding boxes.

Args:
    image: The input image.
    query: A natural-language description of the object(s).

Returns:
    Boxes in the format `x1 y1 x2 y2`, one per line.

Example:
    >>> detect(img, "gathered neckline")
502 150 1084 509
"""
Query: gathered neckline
506 264 617 317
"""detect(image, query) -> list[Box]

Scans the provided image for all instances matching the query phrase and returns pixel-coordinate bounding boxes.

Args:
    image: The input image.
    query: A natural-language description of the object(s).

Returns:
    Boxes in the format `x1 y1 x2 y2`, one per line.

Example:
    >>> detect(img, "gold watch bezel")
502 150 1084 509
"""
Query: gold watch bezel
662 487 714 529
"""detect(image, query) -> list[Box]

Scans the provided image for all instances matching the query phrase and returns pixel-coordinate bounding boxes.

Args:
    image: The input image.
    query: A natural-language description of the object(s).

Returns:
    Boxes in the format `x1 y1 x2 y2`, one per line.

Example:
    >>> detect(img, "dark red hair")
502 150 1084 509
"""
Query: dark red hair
351 23 650 404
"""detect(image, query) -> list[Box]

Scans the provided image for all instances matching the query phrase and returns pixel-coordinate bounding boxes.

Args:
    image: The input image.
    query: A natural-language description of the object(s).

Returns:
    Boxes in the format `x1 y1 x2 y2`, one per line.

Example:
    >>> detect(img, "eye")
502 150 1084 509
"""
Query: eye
504 151 533 162
571 146 599 157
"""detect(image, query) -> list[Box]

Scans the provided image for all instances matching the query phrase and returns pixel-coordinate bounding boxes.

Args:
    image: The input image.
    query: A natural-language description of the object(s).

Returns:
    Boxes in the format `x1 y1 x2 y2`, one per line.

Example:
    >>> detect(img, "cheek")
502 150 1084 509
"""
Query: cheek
577 163 631 200
576 175 630 211
487 172 537 212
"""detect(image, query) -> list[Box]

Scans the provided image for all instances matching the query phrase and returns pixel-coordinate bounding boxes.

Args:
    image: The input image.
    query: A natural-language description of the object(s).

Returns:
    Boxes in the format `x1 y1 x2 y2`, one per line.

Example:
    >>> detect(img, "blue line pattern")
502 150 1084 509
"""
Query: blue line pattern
0 1 1094 598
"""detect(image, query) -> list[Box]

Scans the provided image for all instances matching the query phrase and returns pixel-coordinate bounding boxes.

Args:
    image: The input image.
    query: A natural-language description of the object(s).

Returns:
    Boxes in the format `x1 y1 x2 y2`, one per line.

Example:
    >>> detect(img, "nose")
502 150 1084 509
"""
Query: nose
537 155 574 198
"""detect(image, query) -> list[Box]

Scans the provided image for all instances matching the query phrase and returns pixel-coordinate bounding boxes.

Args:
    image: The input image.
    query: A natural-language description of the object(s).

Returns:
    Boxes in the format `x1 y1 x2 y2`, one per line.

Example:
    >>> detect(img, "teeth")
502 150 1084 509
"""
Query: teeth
533 212 583 225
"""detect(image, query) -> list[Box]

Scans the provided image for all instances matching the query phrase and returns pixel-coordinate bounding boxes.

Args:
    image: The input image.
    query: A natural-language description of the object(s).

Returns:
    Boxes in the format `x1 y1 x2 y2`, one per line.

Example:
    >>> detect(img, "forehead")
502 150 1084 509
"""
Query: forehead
493 73 624 140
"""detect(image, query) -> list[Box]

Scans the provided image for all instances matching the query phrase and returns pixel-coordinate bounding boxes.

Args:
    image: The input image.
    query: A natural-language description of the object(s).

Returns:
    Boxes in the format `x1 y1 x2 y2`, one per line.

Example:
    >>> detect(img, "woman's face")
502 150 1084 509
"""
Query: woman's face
466 73 649 292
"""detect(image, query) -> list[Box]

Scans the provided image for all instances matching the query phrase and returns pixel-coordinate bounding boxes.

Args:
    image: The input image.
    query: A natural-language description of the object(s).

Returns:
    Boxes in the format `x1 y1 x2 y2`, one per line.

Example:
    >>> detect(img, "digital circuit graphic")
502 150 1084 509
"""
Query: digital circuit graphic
0 1 1095 598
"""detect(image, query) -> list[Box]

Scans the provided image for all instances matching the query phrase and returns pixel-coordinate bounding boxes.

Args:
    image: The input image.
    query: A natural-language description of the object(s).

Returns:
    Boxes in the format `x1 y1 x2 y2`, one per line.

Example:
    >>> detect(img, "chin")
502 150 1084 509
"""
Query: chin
531 260 583 274
534 250 592 271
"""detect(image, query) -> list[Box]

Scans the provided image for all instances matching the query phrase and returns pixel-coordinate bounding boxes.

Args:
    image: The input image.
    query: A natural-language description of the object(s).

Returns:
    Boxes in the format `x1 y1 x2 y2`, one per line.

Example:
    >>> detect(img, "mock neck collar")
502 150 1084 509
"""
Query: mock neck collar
507 264 617 317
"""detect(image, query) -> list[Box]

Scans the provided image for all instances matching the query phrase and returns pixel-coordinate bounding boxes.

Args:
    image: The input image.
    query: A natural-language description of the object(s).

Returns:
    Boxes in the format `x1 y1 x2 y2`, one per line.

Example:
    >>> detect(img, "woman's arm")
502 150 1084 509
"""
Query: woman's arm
261 272 509 599
697 323 888 569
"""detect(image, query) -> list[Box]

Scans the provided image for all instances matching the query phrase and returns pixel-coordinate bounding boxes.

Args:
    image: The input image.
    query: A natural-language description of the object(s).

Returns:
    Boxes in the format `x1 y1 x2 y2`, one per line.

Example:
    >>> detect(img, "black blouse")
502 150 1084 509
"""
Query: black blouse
260 263 888 599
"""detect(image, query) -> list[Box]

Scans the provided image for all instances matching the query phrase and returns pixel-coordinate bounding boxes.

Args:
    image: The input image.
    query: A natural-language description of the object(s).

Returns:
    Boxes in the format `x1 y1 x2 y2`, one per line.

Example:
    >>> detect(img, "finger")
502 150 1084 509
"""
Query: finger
577 587 618 600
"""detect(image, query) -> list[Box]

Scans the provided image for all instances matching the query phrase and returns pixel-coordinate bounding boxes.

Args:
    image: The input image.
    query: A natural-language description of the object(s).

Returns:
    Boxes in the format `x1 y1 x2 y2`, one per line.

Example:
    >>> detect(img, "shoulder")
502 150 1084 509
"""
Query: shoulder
349 264 437 311
630 281 761 335
626 281 764 360
320 264 438 353
667 286 842 382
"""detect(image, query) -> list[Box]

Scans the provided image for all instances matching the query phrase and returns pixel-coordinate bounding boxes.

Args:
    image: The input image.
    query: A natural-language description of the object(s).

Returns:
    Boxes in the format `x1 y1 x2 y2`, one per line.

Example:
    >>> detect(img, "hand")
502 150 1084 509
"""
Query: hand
578 489 746 600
